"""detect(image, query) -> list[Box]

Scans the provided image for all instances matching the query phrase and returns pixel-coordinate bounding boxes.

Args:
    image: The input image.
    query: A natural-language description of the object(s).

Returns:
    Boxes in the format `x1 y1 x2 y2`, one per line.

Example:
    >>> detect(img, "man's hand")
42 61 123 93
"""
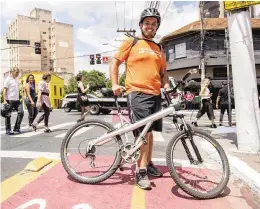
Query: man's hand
112 84 125 96
36 102 41 109
216 104 219 109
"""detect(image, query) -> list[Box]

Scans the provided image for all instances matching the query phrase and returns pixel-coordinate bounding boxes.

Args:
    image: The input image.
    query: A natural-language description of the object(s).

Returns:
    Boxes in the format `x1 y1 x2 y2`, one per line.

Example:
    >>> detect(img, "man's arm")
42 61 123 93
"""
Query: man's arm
110 58 123 95
3 88 7 104
216 90 221 109
160 69 170 89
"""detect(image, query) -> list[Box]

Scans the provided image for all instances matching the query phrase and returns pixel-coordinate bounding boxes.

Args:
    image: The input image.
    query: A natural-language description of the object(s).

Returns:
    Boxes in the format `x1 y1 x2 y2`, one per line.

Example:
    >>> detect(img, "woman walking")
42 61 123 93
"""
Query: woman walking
76 73 90 123
32 73 52 132
192 78 217 128
24 74 38 129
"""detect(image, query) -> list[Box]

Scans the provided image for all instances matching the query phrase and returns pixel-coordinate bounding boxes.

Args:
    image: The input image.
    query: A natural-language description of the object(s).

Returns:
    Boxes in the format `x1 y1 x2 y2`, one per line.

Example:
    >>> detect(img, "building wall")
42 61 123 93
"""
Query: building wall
0 34 10 89
7 8 74 77
20 72 64 109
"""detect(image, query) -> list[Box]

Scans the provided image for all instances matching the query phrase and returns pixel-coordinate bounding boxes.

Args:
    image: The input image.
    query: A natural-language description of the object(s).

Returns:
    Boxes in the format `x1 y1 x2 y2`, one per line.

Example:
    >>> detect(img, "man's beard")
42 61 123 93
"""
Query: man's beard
141 29 156 39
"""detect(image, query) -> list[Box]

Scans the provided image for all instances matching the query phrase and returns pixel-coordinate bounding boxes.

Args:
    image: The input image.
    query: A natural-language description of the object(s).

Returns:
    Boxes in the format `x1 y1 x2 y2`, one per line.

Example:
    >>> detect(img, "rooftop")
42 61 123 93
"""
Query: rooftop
160 18 260 43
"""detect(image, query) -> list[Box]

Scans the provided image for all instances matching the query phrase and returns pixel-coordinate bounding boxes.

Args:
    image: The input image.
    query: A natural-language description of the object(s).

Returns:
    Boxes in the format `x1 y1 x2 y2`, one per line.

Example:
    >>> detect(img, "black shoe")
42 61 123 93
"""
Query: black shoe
44 128 51 133
210 124 217 128
136 169 151 190
219 123 223 126
147 162 163 177
31 124 37 132
192 122 198 127
13 129 21 134
6 129 14 135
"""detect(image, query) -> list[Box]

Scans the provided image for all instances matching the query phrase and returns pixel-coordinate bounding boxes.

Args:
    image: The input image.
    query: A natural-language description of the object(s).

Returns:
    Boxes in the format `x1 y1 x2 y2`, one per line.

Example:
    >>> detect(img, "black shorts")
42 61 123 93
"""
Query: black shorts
127 91 162 137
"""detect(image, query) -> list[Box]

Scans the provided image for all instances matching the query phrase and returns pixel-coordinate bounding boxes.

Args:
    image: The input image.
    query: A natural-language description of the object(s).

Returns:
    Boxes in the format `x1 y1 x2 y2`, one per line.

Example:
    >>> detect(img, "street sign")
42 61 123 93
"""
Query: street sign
102 56 109 64
7 39 30 45
224 1 260 11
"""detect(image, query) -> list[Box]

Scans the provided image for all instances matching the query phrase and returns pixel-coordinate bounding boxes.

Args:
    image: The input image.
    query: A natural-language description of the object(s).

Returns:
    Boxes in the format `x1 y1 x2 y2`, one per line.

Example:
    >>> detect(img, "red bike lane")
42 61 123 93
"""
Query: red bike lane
2 161 258 209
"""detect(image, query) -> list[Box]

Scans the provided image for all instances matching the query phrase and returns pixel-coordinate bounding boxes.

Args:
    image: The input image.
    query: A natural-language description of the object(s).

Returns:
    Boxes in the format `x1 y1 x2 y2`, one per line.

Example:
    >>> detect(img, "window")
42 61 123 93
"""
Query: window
44 56 47 58
213 67 227 78
43 48 47 50
66 95 77 99
44 64 47 66
43 40 47 42
54 85 57 95
174 43 187 59
168 48 174 63
60 87 62 96
42 20 46 23
54 99 57 106
43 32 46 34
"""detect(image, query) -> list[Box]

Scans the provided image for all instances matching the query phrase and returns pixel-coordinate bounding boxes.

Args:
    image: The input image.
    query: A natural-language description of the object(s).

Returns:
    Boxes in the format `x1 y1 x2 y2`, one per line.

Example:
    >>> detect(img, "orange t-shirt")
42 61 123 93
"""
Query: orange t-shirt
114 37 167 95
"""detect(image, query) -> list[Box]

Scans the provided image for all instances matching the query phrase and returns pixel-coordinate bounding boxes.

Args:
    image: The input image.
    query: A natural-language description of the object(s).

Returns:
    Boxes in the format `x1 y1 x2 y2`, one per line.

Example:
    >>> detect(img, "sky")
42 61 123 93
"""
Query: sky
0 0 200 77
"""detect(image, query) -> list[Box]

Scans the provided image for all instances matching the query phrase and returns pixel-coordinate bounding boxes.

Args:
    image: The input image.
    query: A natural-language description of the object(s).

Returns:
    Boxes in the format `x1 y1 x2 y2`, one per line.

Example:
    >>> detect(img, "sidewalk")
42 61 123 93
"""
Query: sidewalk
210 126 260 193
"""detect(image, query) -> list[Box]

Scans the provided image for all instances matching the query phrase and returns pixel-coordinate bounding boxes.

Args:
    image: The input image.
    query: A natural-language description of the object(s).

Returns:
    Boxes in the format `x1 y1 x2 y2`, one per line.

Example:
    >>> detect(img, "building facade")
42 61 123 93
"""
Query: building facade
160 18 260 96
7 8 74 78
0 34 10 90
199 1 259 18
20 72 64 109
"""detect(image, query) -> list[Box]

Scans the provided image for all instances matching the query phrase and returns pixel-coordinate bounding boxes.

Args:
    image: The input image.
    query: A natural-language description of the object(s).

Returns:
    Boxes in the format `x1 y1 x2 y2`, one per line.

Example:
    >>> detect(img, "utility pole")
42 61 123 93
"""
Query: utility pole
199 1 206 82
225 28 232 127
227 8 260 153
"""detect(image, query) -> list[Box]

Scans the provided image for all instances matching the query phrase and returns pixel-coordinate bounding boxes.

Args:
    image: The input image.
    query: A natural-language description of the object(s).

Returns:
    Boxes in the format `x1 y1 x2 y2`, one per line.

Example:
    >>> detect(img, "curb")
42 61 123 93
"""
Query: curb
1 157 59 202
227 154 260 193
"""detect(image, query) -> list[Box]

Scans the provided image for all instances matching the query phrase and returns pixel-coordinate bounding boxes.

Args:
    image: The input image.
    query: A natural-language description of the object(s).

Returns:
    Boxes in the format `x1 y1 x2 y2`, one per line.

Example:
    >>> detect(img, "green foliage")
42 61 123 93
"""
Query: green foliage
0 90 3 103
119 71 126 86
64 76 77 94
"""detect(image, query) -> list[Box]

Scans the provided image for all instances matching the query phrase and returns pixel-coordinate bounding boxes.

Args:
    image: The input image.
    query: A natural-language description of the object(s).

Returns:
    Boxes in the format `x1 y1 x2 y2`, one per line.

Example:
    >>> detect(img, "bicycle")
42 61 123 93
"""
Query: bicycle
61 70 230 199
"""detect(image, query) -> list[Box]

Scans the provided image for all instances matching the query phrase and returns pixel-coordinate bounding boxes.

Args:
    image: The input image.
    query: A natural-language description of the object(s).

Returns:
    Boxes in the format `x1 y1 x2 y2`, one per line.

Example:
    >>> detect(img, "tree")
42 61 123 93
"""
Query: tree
0 90 3 103
81 70 108 92
64 76 77 94
119 72 126 86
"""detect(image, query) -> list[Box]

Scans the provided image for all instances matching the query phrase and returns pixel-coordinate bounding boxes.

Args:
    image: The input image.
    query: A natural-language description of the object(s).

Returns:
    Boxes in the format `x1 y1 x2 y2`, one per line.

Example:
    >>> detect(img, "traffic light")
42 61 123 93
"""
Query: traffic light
96 54 101 64
34 42 41 54
90 54 95 65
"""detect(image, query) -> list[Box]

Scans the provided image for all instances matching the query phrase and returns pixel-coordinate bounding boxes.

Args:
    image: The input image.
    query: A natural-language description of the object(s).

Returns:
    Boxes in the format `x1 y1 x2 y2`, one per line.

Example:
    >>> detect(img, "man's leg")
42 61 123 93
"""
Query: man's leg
14 101 24 132
5 100 13 135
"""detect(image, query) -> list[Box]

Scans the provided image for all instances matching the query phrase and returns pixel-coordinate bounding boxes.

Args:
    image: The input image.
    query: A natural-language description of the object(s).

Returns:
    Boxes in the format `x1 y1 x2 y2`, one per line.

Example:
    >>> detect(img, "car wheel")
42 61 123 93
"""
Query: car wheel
101 109 112 115
89 104 100 115
64 104 71 112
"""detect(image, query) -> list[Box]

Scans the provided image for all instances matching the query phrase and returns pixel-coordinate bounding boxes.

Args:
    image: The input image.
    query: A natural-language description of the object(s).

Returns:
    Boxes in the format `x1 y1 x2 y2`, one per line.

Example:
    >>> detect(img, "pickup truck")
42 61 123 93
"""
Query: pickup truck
61 88 128 115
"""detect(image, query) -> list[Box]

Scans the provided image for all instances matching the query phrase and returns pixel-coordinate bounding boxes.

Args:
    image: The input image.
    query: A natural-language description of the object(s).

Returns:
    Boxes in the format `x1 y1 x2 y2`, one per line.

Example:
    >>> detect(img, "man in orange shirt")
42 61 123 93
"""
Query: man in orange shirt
110 8 170 190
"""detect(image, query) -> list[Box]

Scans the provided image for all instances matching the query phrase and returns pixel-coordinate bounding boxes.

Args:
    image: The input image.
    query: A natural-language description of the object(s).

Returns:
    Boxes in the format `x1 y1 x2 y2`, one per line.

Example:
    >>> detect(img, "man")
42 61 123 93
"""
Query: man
110 8 170 190
216 81 232 126
3 67 24 135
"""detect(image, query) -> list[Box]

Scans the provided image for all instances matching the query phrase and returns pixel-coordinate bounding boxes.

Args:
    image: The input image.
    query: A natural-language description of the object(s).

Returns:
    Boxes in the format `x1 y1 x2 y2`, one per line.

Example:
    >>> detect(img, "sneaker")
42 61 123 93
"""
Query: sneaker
13 129 22 134
219 123 223 126
192 122 198 127
6 129 14 135
136 169 151 190
147 162 163 177
210 124 217 128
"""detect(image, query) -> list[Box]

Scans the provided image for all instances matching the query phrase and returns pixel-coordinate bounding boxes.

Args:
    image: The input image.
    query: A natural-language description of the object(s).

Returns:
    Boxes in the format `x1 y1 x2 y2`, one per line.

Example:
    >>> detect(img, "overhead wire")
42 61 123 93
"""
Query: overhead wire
161 2 171 23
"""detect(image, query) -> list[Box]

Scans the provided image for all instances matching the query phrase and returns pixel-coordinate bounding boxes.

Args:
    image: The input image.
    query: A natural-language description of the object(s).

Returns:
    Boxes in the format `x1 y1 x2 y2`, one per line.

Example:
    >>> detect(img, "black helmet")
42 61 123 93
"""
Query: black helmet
1 103 11 118
139 8 161 28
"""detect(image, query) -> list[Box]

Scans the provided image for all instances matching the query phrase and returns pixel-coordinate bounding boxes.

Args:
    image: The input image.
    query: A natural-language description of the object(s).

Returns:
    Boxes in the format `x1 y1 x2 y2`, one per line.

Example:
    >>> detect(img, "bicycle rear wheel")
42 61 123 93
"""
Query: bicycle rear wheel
166 129 230 199
61 119 122 184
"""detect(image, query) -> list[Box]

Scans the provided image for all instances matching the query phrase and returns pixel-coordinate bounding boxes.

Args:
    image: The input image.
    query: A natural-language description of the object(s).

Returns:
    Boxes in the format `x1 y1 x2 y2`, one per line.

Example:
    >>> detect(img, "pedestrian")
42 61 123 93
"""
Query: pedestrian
76 73 90 123
3 67 24 135
32 73 52 132
192 78 217 128
23 74 38 129
216 81 233 126
110 8 170 190
184 91 194 111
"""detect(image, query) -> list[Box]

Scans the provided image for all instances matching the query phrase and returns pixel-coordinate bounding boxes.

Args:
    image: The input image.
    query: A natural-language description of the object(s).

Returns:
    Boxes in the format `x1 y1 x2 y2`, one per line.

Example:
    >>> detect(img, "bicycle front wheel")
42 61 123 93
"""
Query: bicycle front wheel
166 129 230 199
61 119 123 184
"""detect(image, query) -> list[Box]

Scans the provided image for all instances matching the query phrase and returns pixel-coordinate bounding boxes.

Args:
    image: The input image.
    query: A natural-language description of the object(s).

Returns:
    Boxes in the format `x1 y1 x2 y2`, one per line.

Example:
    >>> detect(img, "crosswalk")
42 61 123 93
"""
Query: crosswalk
1 111 236 142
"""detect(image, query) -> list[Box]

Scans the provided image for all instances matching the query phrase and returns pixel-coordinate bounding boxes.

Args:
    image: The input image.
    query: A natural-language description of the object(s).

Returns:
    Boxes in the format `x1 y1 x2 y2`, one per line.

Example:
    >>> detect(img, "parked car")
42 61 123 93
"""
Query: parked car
61 93 97 113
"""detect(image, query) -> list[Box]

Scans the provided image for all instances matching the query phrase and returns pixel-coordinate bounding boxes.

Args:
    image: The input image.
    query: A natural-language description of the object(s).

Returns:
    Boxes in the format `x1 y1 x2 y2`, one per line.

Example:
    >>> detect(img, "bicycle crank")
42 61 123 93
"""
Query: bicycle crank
121 143 140 164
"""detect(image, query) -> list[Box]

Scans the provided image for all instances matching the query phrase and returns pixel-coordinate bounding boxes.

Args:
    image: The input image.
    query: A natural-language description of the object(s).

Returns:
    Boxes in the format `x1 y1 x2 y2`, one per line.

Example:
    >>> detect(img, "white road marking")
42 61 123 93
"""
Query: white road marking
55 126 92 138
0 150 60 160
11 122 75 138
152 131 165 142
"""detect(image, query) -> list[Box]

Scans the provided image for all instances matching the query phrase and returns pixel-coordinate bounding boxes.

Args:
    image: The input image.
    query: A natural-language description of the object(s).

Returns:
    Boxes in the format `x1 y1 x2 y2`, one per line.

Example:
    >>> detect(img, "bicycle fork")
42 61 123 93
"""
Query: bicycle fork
180 118 203 165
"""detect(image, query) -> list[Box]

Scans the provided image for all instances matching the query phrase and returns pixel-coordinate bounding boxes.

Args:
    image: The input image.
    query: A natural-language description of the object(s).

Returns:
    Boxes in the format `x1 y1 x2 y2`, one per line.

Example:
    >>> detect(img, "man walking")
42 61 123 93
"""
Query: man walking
216 81 232 126
110 8 170 190
3 67 24 135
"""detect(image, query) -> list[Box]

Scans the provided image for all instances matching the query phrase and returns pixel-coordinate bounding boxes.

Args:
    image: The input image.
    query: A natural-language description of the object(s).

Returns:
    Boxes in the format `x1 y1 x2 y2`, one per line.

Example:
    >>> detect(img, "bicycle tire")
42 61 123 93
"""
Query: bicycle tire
61 119 123 184
166 129 230 199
